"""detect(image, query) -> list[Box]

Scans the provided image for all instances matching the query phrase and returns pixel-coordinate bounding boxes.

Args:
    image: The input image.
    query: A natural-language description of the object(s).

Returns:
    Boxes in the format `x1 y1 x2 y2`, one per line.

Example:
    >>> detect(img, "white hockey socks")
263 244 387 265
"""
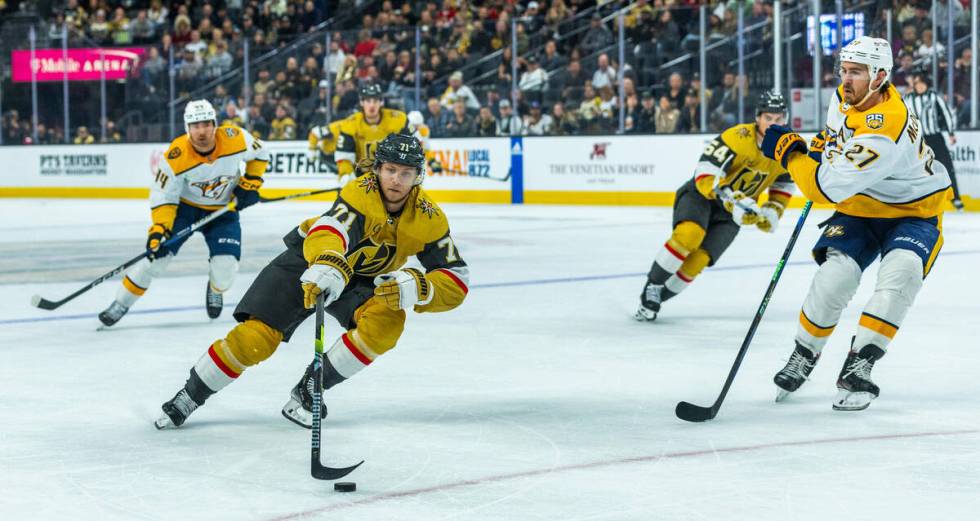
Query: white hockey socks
796 249 862 353
853 249 923 352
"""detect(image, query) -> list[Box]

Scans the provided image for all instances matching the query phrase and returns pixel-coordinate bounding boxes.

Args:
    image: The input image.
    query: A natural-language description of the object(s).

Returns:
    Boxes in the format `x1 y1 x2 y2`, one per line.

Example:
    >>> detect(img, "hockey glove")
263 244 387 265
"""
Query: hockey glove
300 252 352 309
755 201 783 233
233 185 260 211
373 268 433 311
761 124 807 168
808 130 828 163
146 223 171 259
719 188 761 226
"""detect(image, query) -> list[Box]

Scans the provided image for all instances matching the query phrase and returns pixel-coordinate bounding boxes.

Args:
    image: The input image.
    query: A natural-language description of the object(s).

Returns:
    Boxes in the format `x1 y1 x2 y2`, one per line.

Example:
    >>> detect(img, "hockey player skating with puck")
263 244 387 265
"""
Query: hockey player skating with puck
98 100 270 327
155 132 469 429
762 36 952 411
635 91 796 321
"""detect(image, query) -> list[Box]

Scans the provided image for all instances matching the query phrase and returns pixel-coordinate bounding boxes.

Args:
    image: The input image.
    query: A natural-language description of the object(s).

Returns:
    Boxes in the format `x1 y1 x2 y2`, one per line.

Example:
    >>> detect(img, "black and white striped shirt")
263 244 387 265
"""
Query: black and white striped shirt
903 89 957 136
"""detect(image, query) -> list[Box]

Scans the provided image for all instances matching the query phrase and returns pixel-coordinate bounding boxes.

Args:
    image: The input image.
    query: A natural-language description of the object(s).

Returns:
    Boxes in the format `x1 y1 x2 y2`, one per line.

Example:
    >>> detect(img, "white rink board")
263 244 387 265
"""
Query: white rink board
0 143 163 188
950 132 980 197
521 134 713 192
2 131 980 200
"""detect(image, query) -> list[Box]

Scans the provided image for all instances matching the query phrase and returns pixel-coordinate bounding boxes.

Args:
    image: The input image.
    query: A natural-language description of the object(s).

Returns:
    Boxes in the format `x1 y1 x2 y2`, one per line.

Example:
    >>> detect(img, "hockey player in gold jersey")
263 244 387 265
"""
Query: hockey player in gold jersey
762 37 952 411
98 100 270 327
635 91 796 321
307 83 410 184
154 133 469 429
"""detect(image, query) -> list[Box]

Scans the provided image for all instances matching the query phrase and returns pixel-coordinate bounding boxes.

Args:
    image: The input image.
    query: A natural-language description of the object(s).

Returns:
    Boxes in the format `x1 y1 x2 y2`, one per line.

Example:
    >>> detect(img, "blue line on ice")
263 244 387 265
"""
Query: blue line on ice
3 249 977 326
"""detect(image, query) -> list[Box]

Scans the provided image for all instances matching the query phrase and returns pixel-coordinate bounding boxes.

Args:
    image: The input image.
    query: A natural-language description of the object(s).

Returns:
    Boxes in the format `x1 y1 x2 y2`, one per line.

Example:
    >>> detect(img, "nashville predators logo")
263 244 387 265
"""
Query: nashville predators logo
348 237 397 275
824 225 845 238
358 174 379 194
866 114 884 130
191 175 234 199
167 147 182 160
416 198 439 219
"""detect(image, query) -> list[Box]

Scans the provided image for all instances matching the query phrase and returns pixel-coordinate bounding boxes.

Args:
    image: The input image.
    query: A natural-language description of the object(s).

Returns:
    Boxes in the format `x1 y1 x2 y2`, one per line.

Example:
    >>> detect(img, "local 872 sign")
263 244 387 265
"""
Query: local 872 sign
11 48 146 82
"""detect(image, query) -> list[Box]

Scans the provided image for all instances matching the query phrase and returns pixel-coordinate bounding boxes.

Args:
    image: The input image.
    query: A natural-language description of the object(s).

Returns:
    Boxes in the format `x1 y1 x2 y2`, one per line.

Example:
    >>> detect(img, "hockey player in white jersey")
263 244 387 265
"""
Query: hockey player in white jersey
98 100 271 327
761 36 952 411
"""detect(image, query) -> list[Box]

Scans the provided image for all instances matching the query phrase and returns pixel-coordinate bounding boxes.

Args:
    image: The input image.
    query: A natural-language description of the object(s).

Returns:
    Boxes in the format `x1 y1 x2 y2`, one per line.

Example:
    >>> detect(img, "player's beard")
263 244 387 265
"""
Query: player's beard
381 184 413 210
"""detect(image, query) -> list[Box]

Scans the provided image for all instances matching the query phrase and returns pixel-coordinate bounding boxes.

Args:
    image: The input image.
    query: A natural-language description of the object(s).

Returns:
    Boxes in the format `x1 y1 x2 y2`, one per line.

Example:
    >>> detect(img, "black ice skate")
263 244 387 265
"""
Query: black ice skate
205 283 223 319
634 281 663 321
281 362 327 429
98 301 129 327
155 388 201 429
833 344 885 411
952 198 964 212
774 342 821 402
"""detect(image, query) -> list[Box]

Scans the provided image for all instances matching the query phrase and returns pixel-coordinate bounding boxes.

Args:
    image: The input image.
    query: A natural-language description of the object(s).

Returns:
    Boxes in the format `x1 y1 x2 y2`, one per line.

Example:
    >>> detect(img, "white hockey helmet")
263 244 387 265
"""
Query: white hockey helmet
183 99 218 134
838 36 893 88
407 110 424 128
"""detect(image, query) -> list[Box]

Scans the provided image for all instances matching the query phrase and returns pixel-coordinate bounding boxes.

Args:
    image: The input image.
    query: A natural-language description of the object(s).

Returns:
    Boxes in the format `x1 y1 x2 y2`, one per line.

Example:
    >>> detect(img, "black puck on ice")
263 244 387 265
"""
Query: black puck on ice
334 482 356 492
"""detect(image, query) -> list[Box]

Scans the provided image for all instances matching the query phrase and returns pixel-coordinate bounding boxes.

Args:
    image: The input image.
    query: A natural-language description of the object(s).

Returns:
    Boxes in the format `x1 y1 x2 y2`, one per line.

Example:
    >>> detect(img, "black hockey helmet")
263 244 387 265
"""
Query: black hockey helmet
755 90 787 116
373 132 426 185
359 83 384 100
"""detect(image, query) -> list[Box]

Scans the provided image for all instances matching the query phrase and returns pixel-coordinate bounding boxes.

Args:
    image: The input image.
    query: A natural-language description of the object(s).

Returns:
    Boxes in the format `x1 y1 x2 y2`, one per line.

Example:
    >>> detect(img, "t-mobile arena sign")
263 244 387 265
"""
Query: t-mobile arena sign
11 47 146 82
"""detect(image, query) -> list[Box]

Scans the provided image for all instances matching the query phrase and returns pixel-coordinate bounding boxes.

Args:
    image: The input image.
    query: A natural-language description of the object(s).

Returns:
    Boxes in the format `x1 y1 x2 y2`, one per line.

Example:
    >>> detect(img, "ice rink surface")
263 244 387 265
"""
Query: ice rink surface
1 198 978 521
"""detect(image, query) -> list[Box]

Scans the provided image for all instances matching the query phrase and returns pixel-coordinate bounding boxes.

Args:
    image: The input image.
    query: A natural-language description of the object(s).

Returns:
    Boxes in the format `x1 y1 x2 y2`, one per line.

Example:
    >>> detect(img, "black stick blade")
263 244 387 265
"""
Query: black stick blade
675 401 717 423
312 459 364 481
31 294 61 310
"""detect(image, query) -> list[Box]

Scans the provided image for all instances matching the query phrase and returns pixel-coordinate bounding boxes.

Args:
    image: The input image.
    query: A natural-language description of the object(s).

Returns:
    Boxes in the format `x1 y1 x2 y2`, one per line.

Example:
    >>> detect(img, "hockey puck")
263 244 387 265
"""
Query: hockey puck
334 482 356 492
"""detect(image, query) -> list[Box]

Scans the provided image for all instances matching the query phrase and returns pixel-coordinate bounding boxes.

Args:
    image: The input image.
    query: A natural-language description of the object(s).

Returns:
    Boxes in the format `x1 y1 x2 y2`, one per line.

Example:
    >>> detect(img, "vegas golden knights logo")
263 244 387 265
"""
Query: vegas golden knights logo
730 167 765 196
416 198 439 218
824 225 845 238
348 237 397 275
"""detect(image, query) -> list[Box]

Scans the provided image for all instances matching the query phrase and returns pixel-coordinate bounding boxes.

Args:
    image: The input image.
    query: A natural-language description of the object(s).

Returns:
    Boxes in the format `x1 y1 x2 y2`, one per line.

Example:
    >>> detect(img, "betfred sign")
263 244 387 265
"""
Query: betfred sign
11 47 146 82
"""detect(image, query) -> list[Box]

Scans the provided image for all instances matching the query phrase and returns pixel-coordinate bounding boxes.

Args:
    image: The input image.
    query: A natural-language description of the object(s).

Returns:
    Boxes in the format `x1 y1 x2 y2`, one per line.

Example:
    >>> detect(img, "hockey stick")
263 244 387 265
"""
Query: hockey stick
30 202 237 311
30 188 339 311
311 292 364 480
259 187 340 203
675 200 813 423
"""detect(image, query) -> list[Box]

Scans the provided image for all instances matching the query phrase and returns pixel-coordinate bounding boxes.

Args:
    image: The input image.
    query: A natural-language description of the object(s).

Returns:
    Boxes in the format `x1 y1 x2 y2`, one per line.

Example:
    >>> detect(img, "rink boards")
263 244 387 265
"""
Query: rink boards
1 132 978 209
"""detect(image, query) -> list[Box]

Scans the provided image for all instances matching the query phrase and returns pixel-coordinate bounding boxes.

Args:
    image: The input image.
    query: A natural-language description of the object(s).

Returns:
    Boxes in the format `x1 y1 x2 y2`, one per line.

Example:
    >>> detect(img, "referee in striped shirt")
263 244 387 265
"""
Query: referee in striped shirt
904 66 963 210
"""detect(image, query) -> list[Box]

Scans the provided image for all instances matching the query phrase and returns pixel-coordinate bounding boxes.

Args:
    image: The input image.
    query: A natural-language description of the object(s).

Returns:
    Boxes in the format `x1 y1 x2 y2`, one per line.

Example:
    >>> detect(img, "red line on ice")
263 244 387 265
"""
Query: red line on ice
265 428 979 520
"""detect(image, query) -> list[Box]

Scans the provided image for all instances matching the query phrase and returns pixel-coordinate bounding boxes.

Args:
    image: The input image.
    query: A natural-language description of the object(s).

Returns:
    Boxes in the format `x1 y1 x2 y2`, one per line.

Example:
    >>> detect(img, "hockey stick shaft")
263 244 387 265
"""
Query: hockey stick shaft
676 200 813 422
259 187 340 203
311 293 363 480
30 202 235 311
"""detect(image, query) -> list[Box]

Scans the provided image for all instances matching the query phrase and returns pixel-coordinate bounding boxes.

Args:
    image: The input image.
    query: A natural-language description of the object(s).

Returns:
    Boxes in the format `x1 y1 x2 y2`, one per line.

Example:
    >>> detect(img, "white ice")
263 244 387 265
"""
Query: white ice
1 198 978 521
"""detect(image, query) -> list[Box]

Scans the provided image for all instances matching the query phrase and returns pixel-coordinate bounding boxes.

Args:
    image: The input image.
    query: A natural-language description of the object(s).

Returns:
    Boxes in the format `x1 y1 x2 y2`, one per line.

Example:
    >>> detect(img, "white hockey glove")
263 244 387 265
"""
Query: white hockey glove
718 188 761 226
300 252 352 309
373 268 434 311
755 201 783 234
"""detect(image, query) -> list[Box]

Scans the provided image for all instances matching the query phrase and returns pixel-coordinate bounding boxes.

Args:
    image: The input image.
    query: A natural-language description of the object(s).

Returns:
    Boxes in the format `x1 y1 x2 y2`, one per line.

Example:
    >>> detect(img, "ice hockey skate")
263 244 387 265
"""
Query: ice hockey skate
281 362 327 429
833 344 884 411
97 301 129 328
205 283 223 319
634 281 663 321
774 343 820 401
155 388 200 429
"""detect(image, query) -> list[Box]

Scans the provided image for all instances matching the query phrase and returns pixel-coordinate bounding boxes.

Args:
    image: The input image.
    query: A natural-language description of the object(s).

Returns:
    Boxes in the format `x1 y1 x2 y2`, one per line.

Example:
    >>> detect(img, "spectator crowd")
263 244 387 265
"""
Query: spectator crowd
1 0 976 145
